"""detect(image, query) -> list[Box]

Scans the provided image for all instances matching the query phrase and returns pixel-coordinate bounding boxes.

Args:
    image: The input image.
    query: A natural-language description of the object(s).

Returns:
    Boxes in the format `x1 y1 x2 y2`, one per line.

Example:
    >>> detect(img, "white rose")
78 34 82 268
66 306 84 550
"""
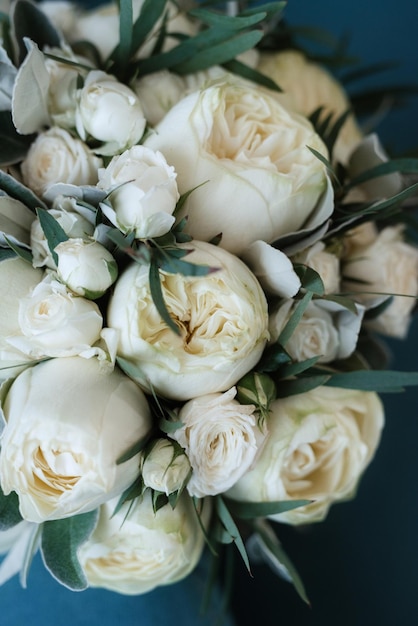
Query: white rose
107 240 269 401
257 49 363 164
55 238 118 299
20 127 102 198
78 491 209 595
30 207 94 269
242 240 301 298
171 388 266 498
293 241 340 294
144 79 330 256
75 71 146 156
134 70 186 127
227 386 384 524
342 226 418 338
0 356 152 522
0 258 43 378
6 275 103 359
269 299 364 364
141 439 191 496
97 146 179 239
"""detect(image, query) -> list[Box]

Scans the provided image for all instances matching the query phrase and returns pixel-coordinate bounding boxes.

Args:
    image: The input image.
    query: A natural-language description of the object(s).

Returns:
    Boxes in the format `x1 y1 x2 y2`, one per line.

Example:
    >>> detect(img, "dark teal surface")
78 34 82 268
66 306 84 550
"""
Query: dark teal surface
2 1 418 625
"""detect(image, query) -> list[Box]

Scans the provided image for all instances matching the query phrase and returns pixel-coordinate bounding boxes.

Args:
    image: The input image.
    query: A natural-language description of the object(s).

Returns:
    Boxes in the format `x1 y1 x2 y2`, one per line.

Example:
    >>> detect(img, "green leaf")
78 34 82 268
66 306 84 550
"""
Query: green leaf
222 58 282 91
294 264 325 295
253 519 310 605
0 111 35 167
225 498 311 520
149 259 180 335
116 0 133 70
173 30 263 74
116 433 151 465
0 487 22 530
4 236 32 264
0 247 17 261
216 496 251 575
279 356 321 378
258 343 292 373
363 182 418 216
130 0 168 59
173 181 208 217
345 158 418 191
41 510 98 591
12 0 61 64
325 370 418 392
278 291 313 347
189 8 267 30
275 375 331 397
0 169 47 211
306 146 340 183
36 208 68 265
321 294 359 314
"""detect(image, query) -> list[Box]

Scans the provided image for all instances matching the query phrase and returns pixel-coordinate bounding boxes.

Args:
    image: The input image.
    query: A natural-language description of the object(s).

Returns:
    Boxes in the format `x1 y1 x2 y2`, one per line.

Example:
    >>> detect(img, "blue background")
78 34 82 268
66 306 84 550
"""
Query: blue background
2 1 418 624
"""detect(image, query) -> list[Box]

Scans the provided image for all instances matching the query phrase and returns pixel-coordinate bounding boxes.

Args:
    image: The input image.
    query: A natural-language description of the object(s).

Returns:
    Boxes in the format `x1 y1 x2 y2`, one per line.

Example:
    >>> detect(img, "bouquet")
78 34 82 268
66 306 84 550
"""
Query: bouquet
0 0 417 612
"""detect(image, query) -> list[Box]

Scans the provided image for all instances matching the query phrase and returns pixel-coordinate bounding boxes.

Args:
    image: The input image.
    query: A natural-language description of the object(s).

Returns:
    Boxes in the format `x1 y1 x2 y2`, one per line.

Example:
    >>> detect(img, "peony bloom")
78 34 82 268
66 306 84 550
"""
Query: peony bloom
257 49 363 164
145 78 330 256
78 491 210 595
141 438 191 496
107 240 269 400
227 386 384 524
0 356 152 522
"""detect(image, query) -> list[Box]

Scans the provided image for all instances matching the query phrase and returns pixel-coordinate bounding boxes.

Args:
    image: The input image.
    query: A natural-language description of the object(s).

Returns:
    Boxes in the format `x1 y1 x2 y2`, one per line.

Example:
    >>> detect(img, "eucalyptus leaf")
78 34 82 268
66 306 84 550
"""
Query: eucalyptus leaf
149 259 180 335
12 0 61 64
0 487 22 530
0 169 46 211
4 236 32 263
257 343 292 373
275 374 331 397
0 110 34 166
0 195 35 247
224 497 311 520
278 291 313 347
36 207 68 264
294 265 325 295
223 58 281 91
189 8 267 29
216 496 251 574
325 369 418 392
0 57 17 110
345 158 418 191
11 38 50 134
116 0 133 70
279 356 321 378
41 510 99 591
116 433 151 465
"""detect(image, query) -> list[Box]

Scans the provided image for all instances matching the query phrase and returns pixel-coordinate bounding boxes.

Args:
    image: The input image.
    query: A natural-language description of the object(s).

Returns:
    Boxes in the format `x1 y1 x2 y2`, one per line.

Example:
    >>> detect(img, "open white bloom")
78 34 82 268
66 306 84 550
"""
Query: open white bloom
257 49 363 164
6 275 103 359
269 299 364 364
171 388 266 498
78 491 209 595
141 439 191 496
55 238 118 299
21 127 102 198
75 71 146 156
97 146 179 239
145 79 330 256
227 386 384 524
0 356 152 522
108 240 269 400
0 258 43 379
342 226 418 338
31 207 94 269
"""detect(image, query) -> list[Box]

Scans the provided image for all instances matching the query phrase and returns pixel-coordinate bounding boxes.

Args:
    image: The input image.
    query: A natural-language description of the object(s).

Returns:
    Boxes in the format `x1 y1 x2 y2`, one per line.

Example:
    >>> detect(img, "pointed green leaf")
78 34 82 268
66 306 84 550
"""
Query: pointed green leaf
189 8 267 29
345 158 418 191
36 208 68 265
279 356 321 378
225 498 311 520
0 169 47 211
278 291 313 347
0 487 22 530
325 370 418 392
275 375 331 397
4 236 32 263
12 0 61 64
116 0 133 69
294 264 325 295
149 259 180 335
41 510 98 591
216 496 251 575
0 111 35 167
223 58 282 92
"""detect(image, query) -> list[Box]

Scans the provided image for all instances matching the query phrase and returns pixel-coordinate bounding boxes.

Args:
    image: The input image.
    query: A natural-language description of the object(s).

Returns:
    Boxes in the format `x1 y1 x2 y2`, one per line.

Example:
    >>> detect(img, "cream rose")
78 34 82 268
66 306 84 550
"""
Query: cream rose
141 439 191 496
75 71 146 156
55 238 118 299
107 240 269 400
269 299 364 364
78 491 209 595
227 386 384 524
342 226 418 338
6 275 103 359
97 146 179 239
257 49 363 164
144 79 330 256
171 388 266 498
0 356 152 522
293 241 340 295
20 127 102 198
0 257 43 379
30 206 94 269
